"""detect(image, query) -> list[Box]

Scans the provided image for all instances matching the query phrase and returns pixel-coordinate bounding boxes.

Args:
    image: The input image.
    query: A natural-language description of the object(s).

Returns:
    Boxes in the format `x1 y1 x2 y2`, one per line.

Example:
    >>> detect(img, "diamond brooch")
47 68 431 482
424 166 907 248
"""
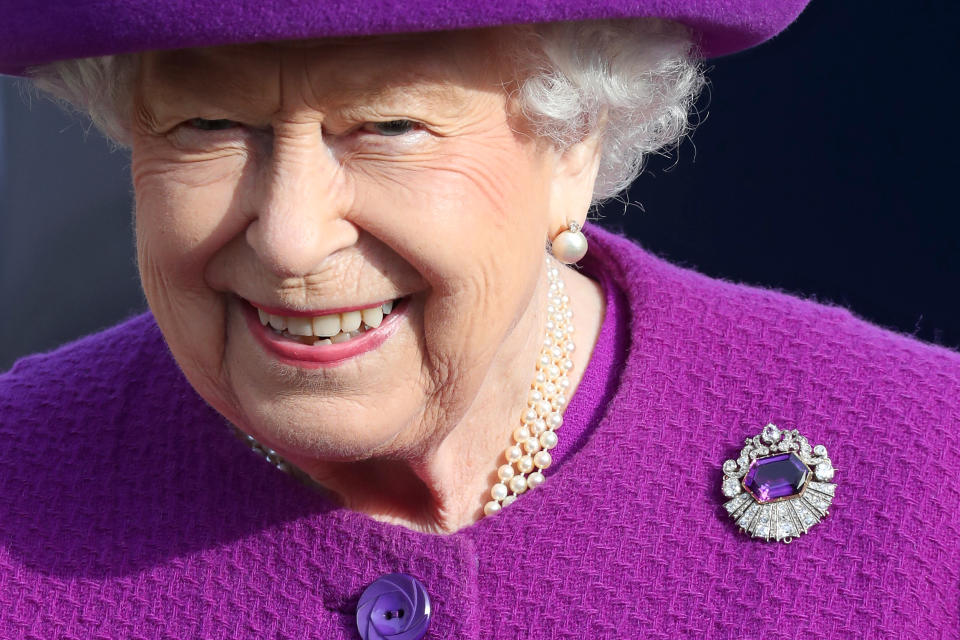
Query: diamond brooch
721 423 836 543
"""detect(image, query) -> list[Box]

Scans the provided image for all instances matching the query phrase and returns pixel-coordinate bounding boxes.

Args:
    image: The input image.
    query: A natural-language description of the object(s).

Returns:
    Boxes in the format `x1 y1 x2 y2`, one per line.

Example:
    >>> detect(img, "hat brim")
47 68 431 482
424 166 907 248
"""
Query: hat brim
0 0 810 75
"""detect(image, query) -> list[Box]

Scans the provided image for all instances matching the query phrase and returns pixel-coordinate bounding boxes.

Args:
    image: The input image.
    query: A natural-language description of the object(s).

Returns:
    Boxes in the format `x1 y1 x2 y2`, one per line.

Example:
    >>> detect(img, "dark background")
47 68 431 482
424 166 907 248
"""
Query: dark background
1 0 958 371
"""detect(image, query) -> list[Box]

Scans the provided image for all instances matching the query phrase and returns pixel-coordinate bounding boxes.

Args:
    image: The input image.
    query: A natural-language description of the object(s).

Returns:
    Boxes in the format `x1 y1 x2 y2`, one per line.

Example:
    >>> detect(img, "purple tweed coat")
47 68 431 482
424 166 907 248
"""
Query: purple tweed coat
2 227 958 638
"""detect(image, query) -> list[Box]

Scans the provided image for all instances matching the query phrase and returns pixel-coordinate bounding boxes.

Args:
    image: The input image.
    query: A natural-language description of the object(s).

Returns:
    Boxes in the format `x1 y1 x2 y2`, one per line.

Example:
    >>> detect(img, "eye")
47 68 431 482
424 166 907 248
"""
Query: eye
187 118 240 131
361 120 418 137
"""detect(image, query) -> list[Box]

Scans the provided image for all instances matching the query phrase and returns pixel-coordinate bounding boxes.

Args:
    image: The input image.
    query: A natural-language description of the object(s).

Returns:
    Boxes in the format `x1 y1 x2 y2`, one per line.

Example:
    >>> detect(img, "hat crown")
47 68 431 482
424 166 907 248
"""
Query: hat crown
0 0 810 76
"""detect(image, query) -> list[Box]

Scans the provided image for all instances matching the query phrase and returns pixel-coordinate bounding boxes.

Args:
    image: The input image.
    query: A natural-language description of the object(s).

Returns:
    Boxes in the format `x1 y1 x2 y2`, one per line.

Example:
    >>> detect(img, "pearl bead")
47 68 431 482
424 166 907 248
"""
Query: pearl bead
480 264 574 517
517 455 534 473
484 501 502 516
533 451 552 469
539 431 558 449
527 471 545 489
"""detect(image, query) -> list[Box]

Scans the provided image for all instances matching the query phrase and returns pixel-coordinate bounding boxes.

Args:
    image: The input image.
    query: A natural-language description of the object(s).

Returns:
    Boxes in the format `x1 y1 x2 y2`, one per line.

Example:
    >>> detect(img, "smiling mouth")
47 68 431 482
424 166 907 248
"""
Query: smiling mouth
252 298 402 346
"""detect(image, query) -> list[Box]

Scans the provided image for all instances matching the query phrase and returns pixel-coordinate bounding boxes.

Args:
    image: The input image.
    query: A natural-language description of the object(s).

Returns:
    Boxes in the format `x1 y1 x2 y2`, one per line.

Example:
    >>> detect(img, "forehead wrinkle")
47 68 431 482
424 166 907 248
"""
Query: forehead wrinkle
311 64 472 112
139 47 281 118
139 30 512 124
270 62 491 126
292 31 505 109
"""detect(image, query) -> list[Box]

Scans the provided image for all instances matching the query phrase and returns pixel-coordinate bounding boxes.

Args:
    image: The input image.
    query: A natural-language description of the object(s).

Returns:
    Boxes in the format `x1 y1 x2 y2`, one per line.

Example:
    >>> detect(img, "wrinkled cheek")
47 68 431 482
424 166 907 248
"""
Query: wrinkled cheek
135 182 229 283
137 227 230 390
419 263 516 399
133 183 234 411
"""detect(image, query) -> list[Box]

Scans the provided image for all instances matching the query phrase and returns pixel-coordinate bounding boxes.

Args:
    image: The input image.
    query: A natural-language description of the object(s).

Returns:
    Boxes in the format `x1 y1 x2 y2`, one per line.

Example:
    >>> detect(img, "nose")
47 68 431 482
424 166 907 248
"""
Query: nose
246 120 358 278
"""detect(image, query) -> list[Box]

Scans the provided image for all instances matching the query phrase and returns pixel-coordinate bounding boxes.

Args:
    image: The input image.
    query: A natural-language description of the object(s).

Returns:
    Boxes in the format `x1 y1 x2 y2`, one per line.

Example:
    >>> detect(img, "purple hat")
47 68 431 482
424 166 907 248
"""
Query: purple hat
0 0 810 76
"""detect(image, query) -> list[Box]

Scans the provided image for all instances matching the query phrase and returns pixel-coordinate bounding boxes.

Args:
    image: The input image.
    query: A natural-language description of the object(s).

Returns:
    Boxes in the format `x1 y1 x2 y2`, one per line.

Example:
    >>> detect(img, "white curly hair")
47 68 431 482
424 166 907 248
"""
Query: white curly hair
26 19 704 202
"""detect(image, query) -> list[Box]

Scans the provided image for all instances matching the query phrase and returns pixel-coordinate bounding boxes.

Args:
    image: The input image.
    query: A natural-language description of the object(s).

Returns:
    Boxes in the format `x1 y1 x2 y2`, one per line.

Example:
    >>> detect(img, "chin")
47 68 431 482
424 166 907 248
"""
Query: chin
200 292 431 462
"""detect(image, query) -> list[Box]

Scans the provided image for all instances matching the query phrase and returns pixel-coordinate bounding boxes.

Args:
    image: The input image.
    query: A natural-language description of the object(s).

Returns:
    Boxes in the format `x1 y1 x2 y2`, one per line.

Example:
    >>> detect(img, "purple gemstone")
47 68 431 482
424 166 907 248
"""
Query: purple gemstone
743 453 810 502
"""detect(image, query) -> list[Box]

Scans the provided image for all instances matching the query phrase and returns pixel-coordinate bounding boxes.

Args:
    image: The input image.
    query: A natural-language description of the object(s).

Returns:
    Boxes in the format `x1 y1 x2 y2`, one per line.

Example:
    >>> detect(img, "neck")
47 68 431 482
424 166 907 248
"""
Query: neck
273 263 605 534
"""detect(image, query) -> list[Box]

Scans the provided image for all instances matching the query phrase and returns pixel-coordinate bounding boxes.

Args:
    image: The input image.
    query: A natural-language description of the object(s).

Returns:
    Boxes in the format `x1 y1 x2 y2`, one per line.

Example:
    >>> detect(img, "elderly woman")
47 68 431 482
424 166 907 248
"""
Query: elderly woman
1 0 958 638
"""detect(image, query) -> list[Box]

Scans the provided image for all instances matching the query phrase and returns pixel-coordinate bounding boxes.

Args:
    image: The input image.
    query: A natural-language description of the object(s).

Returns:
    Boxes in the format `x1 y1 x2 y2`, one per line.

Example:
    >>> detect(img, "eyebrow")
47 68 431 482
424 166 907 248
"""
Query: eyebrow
139 51 477 127
325 80 470 118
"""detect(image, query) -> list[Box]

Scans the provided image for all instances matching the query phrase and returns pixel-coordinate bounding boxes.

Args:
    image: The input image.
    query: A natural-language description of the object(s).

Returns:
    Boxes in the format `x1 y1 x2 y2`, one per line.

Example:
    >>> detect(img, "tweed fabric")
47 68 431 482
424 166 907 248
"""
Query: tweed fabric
2 226 959 638
0 0 811 75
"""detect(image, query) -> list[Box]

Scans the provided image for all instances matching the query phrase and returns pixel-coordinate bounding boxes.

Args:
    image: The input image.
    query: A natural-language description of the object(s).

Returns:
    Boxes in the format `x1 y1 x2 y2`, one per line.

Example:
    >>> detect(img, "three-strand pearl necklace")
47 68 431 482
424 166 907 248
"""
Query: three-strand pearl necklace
483 257 574 516
230 255 574 519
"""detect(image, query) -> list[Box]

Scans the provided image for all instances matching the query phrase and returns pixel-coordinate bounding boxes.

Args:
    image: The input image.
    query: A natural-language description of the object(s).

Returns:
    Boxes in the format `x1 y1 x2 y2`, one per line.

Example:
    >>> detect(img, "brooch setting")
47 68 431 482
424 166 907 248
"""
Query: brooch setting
722 423 836 543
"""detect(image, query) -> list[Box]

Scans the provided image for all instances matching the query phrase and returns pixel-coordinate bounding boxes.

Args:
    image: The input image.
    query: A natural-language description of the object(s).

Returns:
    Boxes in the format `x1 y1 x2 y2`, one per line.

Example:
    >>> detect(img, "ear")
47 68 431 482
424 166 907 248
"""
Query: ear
547 133 602 239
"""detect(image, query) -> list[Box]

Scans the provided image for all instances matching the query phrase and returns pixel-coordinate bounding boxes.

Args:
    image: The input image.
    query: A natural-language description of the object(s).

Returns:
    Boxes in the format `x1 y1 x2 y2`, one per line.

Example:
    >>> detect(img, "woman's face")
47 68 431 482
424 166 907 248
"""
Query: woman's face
131 30 569 464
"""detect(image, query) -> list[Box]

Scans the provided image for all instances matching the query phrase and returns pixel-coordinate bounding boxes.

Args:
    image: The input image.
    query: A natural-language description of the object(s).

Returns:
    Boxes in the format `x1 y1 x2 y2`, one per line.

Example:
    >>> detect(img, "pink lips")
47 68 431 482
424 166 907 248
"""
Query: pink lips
242 298 405 368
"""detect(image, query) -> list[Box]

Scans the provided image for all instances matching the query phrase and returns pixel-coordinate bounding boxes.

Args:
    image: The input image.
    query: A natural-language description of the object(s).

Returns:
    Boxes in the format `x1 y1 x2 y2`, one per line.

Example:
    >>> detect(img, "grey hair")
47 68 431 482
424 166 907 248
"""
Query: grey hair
28 53 139 147
513 20 704 200
26 18 703 202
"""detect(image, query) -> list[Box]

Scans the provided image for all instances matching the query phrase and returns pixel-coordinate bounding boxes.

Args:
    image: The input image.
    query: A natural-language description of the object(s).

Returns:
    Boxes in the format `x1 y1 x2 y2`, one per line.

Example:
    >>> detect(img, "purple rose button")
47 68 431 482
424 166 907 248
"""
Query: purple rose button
356 573 432 640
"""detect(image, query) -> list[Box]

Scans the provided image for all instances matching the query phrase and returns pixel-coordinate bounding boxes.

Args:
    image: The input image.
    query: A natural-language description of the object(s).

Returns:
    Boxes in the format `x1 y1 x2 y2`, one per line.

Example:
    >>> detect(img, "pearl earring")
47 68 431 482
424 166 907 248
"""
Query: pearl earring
550 220 588 264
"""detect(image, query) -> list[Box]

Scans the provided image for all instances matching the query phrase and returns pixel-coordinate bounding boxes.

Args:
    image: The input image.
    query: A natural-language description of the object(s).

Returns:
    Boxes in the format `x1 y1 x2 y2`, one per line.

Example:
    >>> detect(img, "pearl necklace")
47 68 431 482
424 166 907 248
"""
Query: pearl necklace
482 257 573 516
229 255 574 519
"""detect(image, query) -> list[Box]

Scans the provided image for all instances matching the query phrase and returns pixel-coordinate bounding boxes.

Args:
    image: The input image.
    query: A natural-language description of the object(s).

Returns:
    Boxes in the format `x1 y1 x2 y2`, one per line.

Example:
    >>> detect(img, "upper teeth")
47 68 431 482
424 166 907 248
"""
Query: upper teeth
257 299 396 338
